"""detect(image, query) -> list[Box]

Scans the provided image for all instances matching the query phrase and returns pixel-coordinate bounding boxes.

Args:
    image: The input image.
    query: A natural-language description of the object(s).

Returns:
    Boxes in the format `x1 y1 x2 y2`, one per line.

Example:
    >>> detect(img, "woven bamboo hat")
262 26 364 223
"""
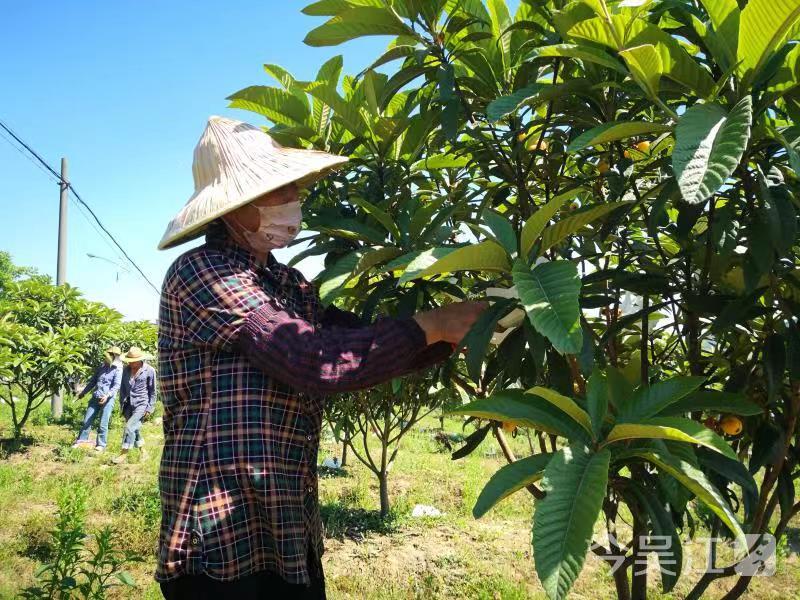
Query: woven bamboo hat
158 116 349 250
121 347 154 363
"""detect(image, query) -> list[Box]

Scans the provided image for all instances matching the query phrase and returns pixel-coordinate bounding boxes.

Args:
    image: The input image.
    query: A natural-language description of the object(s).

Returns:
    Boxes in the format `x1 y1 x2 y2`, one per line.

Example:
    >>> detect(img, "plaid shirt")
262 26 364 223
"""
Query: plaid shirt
156 223 449 584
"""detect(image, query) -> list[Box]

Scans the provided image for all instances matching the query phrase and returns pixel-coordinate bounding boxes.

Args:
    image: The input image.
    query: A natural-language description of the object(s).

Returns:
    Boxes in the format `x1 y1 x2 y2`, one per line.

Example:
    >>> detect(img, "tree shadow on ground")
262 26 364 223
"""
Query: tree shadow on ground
0 435 35 458
321 502 401 542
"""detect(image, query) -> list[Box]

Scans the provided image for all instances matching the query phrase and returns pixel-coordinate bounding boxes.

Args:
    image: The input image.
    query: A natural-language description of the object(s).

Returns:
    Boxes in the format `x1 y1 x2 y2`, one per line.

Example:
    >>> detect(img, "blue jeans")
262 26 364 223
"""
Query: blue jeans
77 396 116 448
121 404 147 450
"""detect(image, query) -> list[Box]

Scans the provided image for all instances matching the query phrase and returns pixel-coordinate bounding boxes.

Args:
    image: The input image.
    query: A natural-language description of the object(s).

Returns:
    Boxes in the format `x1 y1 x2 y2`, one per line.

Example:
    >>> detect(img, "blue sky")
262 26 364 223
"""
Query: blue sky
0 1 390 321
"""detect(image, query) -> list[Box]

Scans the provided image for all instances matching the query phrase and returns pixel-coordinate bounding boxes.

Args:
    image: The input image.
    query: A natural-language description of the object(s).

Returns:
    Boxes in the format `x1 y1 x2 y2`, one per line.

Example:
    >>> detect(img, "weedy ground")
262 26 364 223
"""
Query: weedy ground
0 398 798 599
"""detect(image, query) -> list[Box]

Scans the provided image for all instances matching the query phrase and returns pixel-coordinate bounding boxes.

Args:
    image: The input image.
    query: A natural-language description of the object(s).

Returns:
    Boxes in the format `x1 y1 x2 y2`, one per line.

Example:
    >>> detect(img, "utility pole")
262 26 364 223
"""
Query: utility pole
52 157 68 419
56 158 68 285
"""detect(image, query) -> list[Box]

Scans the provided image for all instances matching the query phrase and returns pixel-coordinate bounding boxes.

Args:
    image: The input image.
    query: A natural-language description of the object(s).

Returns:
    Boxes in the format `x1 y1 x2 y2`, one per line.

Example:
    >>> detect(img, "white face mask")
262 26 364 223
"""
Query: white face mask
235 201 303 252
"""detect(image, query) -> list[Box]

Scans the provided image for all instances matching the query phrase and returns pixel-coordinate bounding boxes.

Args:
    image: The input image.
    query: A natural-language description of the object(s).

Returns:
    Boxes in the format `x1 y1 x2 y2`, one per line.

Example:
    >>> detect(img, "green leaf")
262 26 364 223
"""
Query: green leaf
625 483 683 593
411 154 470 171
661 390 763 416
737 0 800 86
619 44 663 98
474 452 554 518
607 416 737 460
520 189 581 257
486 83 544 121
698 0 740 68
397 247 456 282
534 445 610 600
354 247 404 274
525 44 628 74
618 448 747 548
227 86 311 128
304 81 368 135
513 259 583 355
586 369 609 439
115 571 136 587
304 6 414 47
528 386 593 435
403 240 511 283
672 96 753 205
349 197 401 240
462 298 518 381
316 252 361 305
618 377 706 422
540 202 630 252
302 0 376 16
568 122 672 152
450 389 592 441
482 209 517 255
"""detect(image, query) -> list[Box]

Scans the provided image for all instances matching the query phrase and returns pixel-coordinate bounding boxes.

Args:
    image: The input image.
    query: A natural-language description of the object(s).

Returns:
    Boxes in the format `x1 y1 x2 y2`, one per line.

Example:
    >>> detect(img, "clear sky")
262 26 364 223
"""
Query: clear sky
0 1 390 321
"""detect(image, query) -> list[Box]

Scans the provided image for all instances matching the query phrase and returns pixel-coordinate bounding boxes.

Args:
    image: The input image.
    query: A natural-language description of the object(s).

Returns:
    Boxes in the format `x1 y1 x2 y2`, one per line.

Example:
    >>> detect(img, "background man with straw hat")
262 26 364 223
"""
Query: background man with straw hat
72 345 123 452
111 346 157 464
155 116 486 599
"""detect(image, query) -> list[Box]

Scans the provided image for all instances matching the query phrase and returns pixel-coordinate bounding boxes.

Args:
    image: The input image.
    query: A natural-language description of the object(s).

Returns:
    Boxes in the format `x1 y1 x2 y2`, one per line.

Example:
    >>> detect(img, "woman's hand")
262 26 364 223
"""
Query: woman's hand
413 301 489 346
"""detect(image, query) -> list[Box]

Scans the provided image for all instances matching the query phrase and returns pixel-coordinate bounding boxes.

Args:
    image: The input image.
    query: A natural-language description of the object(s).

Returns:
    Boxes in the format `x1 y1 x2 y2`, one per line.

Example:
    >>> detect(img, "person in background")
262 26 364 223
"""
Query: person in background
111 346 157 464
154 116 486 600
72 345 123 452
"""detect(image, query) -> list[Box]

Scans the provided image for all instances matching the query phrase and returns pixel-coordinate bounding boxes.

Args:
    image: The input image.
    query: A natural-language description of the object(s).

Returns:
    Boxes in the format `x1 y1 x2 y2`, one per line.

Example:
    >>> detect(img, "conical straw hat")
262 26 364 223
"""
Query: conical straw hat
121 346 154 363
158 116 348 250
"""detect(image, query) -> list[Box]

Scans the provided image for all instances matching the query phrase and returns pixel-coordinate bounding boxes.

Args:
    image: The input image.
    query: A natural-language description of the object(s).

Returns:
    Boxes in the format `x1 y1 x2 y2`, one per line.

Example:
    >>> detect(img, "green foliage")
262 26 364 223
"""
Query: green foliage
232 1 800 597
20 482 143 599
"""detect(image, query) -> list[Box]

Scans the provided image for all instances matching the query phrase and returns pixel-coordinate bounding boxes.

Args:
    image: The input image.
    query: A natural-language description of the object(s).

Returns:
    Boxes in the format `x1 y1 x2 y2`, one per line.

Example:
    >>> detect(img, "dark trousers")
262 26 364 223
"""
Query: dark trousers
160 555 326 600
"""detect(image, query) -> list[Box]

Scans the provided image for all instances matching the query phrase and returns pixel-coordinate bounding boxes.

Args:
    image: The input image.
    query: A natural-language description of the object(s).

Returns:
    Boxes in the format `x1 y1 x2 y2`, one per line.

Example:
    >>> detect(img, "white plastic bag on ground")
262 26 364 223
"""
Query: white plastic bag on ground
411 504 443 518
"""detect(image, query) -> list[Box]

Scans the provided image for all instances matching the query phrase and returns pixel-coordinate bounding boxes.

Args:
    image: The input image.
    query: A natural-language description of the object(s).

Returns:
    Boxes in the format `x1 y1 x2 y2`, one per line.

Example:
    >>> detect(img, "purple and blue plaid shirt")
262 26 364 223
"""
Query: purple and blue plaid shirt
156 223 450 584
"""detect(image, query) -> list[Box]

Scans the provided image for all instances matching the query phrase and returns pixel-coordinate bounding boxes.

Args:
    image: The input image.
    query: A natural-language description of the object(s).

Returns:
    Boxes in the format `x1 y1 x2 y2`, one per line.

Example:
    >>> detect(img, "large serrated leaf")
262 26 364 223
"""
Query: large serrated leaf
520 189 581 257
513 259 582 355
304 6 415 47
625 483 683 593
619 44 662 98
618 448 747 549
449 389 592 441
540 202 630 251
698 0 739 67
534 445 610 600
618 376 706 422
662 390 763 416
527 386 592 435
486 83 545 121
349 197 401 240
474 452 554 518
568 122 672 152
402 240 511 283
315 252 362 305
227 86 311 128
606 417 737 460
525 44 628 74
672 96 752 204
737 0 800 86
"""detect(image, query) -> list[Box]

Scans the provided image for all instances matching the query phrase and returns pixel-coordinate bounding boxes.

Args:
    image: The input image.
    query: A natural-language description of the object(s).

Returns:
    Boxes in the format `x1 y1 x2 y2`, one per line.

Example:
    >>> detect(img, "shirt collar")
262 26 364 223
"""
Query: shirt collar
205 220 298 288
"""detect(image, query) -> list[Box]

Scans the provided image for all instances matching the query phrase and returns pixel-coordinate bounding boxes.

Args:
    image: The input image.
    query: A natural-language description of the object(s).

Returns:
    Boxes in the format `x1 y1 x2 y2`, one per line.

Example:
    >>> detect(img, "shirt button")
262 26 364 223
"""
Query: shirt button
306 434 313 442
190 533 201 546
306 485 314 494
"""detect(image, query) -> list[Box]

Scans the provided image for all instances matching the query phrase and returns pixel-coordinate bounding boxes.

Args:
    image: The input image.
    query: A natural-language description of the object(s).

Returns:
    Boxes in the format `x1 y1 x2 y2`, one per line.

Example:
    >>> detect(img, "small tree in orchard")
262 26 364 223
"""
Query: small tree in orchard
329 373 454 517
0 272 125 437
236 1 800 598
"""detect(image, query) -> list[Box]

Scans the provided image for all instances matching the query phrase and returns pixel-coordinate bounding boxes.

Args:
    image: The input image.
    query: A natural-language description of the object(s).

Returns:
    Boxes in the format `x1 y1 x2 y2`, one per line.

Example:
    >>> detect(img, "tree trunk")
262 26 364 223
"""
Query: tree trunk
341 430 349 467
378 471 390 518
631 518 647 600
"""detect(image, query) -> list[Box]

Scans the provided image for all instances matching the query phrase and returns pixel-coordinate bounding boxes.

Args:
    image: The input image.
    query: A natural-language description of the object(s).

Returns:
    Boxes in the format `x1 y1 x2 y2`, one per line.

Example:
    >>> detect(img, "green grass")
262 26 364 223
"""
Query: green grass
0 396 798 599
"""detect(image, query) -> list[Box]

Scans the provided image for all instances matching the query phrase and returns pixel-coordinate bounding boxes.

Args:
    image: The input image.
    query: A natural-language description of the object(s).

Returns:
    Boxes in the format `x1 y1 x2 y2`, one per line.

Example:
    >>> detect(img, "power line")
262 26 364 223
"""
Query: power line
0 118 160 295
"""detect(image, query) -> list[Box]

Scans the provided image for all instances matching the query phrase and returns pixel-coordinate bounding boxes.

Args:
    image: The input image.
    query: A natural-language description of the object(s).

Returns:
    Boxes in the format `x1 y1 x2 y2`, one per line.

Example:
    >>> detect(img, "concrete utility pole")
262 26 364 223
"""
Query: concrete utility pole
56 157 68 285
52 157 68 419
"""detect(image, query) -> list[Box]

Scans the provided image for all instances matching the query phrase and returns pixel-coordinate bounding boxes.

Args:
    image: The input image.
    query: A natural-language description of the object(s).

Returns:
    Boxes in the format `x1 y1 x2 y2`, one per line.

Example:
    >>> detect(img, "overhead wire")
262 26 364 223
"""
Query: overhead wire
0 118 160 294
